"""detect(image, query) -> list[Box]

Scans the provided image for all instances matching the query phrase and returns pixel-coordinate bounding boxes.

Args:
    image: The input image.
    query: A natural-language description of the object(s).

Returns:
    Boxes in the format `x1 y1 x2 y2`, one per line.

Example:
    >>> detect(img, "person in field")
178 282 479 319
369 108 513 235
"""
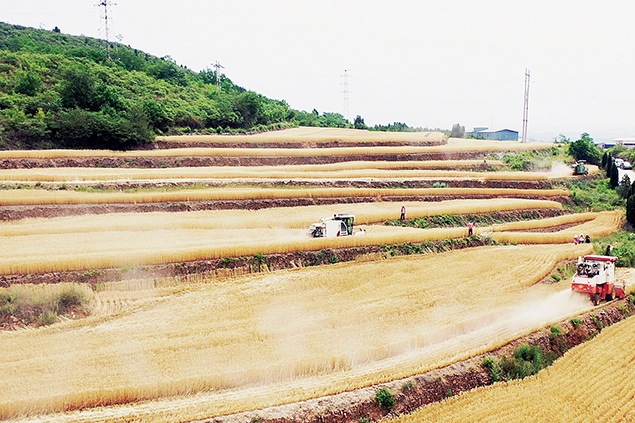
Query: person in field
483 155 487 165
400 205 406 221
468 221 474 237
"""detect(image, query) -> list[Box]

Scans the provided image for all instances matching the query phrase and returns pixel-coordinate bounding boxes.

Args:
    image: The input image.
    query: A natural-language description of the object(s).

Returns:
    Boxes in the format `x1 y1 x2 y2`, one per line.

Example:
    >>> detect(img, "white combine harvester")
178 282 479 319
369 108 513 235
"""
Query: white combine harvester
307 213 362 238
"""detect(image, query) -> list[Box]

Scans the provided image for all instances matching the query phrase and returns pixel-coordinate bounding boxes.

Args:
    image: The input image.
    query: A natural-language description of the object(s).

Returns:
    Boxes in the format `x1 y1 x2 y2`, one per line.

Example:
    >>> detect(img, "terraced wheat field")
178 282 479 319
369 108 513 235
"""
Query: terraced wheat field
0 244 598 421
0 128 625 422
390 310 635 423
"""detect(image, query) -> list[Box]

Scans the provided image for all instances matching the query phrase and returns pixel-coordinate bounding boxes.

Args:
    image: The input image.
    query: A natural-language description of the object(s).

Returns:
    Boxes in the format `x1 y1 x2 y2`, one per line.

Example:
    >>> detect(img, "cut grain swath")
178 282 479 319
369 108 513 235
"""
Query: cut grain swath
0 244 594 421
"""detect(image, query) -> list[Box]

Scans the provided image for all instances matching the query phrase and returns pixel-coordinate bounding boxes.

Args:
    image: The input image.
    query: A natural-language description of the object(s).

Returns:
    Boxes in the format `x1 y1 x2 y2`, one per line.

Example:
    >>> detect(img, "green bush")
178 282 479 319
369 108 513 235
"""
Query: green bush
0 284 90 327
375 387 396 410
570 317 582 328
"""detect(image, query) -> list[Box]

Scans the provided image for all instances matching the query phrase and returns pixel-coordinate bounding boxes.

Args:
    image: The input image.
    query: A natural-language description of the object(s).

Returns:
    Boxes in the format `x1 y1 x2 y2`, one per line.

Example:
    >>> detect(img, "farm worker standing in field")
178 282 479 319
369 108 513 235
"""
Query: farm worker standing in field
574 236 579 245
468 221 474 236
400 205 406 221
483 155 487 165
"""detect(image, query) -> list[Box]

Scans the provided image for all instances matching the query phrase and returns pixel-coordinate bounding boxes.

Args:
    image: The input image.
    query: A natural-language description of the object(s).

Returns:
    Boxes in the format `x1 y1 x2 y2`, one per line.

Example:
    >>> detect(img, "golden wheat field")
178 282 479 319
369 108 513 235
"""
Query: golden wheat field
0 187 568 206
1 200 613 275
389 313 635 423
1 244 599 421
157 127 447 143
0 165 577 183
0 133 553 160
0 198 563 235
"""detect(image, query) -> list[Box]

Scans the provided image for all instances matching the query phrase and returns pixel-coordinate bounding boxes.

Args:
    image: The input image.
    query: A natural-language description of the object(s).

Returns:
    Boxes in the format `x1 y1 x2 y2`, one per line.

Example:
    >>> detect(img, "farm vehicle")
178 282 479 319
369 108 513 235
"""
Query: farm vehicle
572 160 588 175
571 254 626 305
307 213 362 238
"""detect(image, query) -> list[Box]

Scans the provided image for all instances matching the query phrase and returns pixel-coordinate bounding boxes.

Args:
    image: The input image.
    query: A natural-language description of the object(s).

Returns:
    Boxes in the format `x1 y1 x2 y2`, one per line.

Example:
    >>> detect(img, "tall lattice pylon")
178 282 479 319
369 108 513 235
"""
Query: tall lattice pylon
95 1 116 61
212 61 225 92
522 69 530 142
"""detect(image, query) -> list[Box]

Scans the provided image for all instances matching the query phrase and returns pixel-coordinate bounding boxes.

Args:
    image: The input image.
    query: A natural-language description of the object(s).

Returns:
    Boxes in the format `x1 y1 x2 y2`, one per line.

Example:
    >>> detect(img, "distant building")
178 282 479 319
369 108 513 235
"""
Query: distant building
600 138 635 149
470 128 519 141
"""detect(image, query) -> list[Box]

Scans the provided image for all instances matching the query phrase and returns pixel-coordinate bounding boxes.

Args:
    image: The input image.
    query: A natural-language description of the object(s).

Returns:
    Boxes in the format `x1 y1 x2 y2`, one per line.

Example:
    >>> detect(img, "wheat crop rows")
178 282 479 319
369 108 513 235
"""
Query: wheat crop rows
0 244 596 421
0 165 575 183
0 187 568 206
391 312 635 423
0 136 554 159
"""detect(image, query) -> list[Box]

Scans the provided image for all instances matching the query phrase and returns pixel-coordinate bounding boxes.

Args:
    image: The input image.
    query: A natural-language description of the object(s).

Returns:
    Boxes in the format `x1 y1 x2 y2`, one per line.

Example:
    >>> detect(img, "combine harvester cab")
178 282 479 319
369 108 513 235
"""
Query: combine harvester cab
307 213 356 238
571 255 625 305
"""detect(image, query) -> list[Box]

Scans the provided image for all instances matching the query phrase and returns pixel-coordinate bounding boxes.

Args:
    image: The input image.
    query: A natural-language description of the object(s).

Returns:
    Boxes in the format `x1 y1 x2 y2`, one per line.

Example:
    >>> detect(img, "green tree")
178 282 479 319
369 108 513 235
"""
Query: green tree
59 66 96 110
610 162 620 189
601 151 609 169
567 133 602 165
234 92 263 128
450 123 465 138
627 194 635 226
15 70 42 96
354 115 367 130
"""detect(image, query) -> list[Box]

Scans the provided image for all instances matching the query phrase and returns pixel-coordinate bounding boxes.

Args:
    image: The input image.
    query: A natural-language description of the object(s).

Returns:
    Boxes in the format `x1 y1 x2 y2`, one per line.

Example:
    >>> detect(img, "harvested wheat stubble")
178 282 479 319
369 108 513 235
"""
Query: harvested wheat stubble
157 127 447 143
0 244 594 421
390 311 635 423
0 165 574 183
0 188 568 206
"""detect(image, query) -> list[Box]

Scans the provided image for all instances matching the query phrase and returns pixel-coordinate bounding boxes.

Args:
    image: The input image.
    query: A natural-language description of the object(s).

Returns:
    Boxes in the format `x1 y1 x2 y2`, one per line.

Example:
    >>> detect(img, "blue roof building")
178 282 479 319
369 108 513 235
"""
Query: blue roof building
470 128 519 141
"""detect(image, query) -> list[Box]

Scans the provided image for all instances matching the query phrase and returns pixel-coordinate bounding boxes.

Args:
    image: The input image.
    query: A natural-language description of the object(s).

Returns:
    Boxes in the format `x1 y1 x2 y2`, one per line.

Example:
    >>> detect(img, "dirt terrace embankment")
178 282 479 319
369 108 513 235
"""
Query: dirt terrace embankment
197 299 633 423
0 151 516 169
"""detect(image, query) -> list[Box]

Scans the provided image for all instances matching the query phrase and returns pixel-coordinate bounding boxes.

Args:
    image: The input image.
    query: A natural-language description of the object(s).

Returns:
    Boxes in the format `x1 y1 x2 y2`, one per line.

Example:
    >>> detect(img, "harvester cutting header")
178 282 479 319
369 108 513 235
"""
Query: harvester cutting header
571 254 626 305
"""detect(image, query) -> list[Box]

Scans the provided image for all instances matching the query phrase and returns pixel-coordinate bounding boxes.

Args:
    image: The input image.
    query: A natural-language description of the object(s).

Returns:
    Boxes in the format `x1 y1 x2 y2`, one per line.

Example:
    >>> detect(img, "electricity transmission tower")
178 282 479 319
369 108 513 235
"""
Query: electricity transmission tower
95 1 116 61
212 61 225 92
522 69 530 143
342 69 351 122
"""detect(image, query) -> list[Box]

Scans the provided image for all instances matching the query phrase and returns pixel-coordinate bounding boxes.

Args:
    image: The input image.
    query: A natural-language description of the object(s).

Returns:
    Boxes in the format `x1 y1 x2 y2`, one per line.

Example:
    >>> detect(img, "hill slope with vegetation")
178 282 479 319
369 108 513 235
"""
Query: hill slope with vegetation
0 22 375 150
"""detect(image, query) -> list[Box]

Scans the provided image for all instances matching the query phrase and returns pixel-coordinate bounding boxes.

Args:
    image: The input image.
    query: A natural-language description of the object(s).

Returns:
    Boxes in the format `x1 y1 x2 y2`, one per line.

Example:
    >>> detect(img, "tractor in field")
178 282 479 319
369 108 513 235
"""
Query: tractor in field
571 254 626 305
307 213 359 238
573 160 588 175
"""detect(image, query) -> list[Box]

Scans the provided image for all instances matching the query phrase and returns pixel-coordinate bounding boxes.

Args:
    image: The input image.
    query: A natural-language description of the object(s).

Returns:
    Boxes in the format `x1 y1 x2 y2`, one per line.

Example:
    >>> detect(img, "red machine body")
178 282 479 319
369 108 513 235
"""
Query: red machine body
571 255 625 305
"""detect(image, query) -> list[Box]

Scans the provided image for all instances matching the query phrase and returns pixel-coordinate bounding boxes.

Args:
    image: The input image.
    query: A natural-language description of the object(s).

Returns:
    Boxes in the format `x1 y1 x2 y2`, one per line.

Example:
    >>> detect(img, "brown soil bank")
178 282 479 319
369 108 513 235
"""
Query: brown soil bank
194 299 634 423
0 151 529 169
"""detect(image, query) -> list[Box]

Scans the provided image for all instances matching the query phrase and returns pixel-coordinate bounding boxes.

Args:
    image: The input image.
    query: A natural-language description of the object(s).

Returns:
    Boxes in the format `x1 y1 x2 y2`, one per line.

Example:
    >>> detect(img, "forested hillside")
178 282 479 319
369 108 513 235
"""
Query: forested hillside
0 22 357 150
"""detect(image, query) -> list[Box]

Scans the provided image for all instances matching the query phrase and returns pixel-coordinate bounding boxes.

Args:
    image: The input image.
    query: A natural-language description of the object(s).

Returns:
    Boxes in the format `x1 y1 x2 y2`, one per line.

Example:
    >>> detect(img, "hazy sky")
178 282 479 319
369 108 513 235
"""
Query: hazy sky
3 0 635 142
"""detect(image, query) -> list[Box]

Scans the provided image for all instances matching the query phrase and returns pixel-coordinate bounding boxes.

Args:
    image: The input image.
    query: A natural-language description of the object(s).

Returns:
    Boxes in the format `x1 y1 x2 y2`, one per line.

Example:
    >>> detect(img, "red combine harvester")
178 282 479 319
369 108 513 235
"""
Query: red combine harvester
571 255 626 305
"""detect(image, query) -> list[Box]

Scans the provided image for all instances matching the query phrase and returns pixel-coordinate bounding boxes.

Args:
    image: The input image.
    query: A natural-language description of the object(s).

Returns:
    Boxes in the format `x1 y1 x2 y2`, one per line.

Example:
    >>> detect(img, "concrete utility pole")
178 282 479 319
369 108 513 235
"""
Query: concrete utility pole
212 61 225 92
522 69 530 142
95 1 116 61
